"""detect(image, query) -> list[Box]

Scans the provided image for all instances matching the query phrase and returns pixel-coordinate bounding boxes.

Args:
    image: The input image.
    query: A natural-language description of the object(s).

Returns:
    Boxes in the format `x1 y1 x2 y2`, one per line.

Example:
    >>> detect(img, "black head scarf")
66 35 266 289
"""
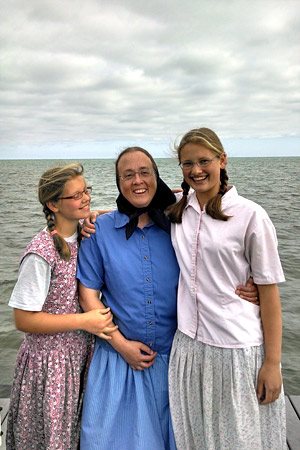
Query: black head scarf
116 176 176 239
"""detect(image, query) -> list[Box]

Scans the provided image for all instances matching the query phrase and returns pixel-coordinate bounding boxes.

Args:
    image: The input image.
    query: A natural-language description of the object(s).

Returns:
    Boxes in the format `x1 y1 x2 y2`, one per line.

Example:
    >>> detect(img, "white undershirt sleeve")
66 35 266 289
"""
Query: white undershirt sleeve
8 254 51 311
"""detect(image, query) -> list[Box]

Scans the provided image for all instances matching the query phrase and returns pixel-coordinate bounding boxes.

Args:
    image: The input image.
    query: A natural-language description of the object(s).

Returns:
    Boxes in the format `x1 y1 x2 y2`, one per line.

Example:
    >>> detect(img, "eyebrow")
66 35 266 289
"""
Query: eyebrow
123 166 151 172
64 185 87 195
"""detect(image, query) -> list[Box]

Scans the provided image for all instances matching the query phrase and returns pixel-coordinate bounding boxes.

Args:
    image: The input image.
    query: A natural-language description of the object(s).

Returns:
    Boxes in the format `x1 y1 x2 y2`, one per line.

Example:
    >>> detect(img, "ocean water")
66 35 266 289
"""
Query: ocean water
0 157 299 393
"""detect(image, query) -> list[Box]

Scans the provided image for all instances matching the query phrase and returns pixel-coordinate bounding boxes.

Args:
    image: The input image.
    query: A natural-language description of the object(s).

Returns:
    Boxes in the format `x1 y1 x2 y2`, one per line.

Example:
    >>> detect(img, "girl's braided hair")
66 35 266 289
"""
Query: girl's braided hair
38 163 84 261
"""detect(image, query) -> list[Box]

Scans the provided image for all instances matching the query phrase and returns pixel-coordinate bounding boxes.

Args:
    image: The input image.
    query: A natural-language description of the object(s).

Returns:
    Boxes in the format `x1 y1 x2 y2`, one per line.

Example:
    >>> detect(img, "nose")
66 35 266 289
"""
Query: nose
83 190 91 200
191 162 204 172
132 172 143 182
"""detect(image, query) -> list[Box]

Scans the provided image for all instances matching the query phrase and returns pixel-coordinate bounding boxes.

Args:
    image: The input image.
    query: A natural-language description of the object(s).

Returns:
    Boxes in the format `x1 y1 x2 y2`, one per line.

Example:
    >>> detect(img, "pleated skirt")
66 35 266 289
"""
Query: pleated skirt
169 330 287 450
80 338 176 450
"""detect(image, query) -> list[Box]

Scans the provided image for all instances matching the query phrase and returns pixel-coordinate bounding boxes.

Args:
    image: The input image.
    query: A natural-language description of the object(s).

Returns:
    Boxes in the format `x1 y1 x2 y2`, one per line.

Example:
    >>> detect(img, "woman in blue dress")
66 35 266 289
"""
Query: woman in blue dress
77 146 258 450
77 147 179 450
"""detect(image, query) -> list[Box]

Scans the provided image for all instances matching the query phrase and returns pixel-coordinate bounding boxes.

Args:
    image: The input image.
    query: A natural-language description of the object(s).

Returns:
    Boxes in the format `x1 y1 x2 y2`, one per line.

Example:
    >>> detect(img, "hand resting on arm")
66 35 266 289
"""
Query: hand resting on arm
79 284 157 370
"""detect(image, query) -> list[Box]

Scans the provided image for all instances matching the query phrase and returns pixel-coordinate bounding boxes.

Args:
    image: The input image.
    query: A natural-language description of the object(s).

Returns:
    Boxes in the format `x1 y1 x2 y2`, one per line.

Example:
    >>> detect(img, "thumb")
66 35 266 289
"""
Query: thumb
139 343 154 355
246 277 254 286
90 211 99 223
256 378 265 402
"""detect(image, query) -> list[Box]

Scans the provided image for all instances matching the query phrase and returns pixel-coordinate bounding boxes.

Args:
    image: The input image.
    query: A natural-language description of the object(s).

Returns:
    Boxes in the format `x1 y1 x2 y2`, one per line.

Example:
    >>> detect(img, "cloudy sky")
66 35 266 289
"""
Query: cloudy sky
1 0 299 159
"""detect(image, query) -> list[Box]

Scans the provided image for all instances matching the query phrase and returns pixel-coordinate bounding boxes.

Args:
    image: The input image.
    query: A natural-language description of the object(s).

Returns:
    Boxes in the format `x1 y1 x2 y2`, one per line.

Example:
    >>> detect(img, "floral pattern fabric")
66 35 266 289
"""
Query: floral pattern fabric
6 230 93 450
169 330 287 450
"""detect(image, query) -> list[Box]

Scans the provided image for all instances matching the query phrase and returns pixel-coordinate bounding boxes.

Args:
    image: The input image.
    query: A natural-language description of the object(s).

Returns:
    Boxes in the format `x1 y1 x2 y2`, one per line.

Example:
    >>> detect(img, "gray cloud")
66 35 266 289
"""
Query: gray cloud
0 0 299 157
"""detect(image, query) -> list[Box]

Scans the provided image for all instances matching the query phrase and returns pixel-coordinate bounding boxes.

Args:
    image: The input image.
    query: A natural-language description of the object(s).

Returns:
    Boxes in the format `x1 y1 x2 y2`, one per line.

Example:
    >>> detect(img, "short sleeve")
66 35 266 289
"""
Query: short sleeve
245 211 285 285
8 254 51 311
77 230 104 291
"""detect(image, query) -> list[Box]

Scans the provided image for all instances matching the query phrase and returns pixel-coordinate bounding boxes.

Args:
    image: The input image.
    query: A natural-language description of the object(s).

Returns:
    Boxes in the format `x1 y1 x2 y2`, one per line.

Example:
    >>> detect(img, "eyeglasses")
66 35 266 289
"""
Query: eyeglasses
118 168 154 182
58 186 92 200
179 156 219 170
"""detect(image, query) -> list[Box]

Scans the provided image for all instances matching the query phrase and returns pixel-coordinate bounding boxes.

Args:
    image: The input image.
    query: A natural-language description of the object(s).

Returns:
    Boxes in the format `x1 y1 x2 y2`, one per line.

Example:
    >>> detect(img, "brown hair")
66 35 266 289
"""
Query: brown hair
167 128 230 223
115 146 159 189
38 163 84 260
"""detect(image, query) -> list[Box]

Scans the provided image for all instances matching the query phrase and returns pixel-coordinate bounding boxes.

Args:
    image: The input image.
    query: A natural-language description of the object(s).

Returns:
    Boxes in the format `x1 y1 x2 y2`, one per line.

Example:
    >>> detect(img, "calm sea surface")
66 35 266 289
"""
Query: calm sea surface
0 157 299 393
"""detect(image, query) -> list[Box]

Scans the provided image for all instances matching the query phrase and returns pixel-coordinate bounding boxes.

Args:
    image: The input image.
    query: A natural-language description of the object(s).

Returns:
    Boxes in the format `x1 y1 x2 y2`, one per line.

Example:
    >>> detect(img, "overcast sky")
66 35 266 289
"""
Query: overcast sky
1 0 299 159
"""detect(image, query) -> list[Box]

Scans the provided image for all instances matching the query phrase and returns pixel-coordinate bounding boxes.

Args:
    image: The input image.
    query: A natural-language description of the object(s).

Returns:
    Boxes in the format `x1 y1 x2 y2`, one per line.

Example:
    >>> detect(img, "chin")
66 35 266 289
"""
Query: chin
131 198 152 208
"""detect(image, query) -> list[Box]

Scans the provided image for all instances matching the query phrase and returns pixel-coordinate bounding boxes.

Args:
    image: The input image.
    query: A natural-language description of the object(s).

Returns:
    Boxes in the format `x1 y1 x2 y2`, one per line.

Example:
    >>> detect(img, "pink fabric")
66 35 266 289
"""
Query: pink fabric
171 186 285 348
6 230 93 450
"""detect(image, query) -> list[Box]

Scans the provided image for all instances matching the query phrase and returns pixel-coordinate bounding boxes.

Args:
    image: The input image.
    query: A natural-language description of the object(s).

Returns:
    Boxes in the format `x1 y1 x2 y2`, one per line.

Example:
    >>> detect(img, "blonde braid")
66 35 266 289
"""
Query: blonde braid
167 180 190 223
206 168 231 221
39 163 84 261
42 205 71 261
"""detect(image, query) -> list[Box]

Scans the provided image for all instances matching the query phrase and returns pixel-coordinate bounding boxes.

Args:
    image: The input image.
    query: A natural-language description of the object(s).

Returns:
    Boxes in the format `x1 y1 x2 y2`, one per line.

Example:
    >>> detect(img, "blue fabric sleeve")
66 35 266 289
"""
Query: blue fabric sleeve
77 230 104 290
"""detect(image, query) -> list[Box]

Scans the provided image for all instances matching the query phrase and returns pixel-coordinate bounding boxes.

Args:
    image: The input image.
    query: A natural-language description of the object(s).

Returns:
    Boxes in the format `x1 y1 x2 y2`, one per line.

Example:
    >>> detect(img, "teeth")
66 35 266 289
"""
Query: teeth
193 176 207 181
134 189 146 193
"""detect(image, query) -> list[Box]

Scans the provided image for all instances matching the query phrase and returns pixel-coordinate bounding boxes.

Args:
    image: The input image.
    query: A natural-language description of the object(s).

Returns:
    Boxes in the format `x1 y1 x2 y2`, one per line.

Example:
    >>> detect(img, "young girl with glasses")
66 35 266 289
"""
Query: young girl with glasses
6 163 116 450
167 128 286 450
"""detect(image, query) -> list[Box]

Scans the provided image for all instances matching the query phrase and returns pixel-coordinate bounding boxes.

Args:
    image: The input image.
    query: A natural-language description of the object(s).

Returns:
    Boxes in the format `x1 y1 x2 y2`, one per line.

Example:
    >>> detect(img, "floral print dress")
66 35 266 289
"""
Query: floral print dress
6 230 93 450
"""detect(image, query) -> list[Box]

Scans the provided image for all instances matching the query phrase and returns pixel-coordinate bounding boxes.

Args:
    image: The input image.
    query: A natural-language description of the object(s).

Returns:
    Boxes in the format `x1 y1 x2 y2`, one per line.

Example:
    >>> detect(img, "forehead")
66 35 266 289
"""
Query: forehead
62 175 85 194
118 151 153 172
181 143 215 159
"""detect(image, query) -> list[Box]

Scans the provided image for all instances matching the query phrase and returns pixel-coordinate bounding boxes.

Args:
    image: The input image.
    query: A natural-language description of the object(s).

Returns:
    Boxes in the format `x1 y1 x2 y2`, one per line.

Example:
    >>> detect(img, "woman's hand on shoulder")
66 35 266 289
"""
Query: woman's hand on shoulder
81 211 98 238
81 210 111 238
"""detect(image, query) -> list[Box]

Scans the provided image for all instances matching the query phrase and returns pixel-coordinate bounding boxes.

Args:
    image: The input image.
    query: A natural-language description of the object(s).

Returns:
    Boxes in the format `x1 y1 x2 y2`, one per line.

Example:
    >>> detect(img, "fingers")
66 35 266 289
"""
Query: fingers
99 307 111 315
135 350 157 370
257 372 282 404
258 386 281 404
139 343 155 355
130 353 157 371
124 342 157 371
97 325 118 340
81 216 96 238
88 308 117 336
83 226 95 235
239 294 259 305
98 332 113 340
256 379 265 403
90 211 99 223
85 215 96 227
235 290 259 303
141 351 157 363
81 228 93 238
104 324 118 334
236 285 256 295
235 284 259 304
93 307 113 322
132 360 156 371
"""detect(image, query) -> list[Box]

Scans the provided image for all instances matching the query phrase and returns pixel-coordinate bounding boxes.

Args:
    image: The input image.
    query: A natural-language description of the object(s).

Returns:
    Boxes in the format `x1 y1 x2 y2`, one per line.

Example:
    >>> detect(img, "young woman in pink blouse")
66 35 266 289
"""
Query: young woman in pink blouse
168 128 286 450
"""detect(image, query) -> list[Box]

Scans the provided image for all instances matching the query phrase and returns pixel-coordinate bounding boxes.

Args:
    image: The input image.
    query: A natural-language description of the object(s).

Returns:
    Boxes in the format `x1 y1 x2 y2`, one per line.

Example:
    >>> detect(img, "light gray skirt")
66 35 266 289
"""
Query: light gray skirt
169 330 287 450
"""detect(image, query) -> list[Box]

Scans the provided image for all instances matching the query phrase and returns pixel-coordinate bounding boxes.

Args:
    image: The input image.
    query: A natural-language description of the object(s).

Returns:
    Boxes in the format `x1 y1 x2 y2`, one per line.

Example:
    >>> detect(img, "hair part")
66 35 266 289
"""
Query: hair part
38 163 84 261
115 146 159 190
167 128 230 223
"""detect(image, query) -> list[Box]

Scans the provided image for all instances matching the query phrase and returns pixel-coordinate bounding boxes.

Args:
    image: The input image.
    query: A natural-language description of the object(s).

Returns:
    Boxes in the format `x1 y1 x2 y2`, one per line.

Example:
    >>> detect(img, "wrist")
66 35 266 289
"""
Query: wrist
75 313 85 331
110 331 127 351
263 358 281 366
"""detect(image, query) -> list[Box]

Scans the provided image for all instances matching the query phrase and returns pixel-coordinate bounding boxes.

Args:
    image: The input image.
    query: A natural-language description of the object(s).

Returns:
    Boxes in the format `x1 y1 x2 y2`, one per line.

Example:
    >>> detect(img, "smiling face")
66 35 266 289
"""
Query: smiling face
180 143 227 206
117 150 157 208
49 175 91 226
